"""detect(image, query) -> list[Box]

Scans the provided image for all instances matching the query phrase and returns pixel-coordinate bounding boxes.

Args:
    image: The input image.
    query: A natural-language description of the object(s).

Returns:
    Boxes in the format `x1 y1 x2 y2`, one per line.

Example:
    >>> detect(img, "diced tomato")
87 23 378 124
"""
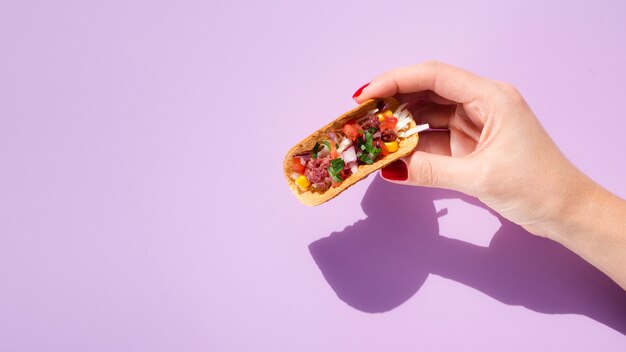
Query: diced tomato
379 116 398 131
331 168 352 188
342 122 361 141
292 157 306 174
380 142 390 156
330 141 339 159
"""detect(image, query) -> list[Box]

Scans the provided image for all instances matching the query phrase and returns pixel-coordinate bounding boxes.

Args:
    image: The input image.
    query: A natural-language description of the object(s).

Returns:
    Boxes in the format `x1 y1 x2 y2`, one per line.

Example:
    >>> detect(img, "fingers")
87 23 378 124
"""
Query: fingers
412 103 455 128
359 61 490 194
354 61 492 104
381 151 478 195
415 131 451 155
449 129 479 157
395 90 456 105
416 130 478 157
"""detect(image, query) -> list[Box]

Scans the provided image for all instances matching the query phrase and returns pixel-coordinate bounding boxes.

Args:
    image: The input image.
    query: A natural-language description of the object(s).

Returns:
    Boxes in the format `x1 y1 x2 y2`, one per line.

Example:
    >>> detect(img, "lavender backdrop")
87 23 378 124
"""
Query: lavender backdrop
1 1 625 351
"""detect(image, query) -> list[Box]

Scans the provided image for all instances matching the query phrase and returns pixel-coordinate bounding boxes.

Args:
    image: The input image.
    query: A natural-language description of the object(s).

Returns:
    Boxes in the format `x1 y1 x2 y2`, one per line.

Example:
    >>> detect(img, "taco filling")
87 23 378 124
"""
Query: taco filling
290 103 429 192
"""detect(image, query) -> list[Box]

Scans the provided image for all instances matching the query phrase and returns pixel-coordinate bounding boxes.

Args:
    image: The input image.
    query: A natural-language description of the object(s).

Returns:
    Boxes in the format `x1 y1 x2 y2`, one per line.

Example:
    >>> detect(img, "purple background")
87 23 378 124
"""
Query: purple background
1 1 625 351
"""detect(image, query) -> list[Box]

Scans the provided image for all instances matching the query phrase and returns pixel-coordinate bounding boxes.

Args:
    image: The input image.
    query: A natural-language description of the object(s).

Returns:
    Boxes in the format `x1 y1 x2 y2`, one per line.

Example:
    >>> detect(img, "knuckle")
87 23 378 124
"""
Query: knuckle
496 81 525 103
423 59 443 68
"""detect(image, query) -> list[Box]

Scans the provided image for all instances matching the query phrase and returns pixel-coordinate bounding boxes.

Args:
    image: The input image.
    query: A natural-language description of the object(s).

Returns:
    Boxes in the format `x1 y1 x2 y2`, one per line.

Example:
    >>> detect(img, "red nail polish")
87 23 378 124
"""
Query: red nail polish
352 83 370 98
381 160 408 181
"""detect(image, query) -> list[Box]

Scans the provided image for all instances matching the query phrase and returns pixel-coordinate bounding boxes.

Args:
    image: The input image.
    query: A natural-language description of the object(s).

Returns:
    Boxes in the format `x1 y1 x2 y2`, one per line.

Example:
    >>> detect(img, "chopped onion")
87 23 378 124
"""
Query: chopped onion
349 161 358 173
294 152 311 163
416 123 430 132
317 144 330 158
395 109 415 132
295 151 310 156
337 137 352 153
393 103 408 117
372 131 381 139
403 123 430 137
342 146 357 163
328 131 338 143
396 116 411 131
357 109 378 123
291 172 301 180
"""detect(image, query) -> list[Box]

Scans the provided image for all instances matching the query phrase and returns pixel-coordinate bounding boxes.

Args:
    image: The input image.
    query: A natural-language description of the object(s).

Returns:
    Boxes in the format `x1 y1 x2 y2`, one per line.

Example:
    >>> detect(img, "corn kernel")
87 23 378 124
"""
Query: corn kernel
377 110 394 122
384 140 399 153
295 175 310 189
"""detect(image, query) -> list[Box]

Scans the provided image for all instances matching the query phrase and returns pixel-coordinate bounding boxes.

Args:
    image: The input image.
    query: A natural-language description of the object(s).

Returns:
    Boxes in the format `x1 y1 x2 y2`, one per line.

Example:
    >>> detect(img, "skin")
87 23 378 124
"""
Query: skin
354 61 626 290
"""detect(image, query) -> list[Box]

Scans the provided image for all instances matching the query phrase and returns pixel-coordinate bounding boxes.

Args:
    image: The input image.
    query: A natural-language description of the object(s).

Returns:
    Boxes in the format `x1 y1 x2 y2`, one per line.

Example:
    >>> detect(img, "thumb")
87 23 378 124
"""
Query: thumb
381 151 477 194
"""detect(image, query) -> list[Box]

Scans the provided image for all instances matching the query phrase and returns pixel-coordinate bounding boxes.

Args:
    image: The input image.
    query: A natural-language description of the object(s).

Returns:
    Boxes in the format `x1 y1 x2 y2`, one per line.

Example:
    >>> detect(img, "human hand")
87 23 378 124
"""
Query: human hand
353 61 603 240
353 61 626 289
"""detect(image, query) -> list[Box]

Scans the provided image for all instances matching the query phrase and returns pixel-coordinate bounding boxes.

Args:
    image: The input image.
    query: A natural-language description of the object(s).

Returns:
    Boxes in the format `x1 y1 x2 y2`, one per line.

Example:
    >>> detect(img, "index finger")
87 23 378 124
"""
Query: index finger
355 61 492 104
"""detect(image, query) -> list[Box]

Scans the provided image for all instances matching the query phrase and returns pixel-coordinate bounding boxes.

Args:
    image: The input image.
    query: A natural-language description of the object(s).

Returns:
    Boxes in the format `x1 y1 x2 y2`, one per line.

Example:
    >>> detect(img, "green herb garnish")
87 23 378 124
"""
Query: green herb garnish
322 140 331 150
328 158 345 183
312 142 320 159
357 130 381 165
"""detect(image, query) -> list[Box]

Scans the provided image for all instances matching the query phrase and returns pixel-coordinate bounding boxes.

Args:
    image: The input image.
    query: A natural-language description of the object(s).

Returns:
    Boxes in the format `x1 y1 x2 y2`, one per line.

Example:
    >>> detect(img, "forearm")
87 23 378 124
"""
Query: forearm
550 180 626 290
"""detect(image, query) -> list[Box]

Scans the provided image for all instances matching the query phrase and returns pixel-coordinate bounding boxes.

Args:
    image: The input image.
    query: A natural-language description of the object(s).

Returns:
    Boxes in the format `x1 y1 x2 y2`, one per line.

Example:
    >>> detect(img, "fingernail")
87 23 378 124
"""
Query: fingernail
381 160 408 181
352 82 370 98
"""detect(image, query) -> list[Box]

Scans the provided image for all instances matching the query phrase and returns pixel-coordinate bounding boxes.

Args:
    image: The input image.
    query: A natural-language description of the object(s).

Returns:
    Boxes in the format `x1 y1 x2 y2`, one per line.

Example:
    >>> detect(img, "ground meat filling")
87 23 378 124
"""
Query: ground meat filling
381 129 397 142
298 107 409 193
305 156 331 191
360 115 379 131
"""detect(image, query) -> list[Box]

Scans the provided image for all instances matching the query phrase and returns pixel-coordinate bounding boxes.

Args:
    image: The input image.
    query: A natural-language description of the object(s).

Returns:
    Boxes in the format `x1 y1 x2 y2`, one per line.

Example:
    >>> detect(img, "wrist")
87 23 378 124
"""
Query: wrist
543 176 626 289
556 182 624 245
540 172 602 245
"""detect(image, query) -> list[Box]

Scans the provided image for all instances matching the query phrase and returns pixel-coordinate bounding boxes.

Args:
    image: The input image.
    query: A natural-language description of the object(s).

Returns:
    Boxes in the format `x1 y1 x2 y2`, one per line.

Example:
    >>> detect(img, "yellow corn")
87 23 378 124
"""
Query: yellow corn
295 175 310 189
377 110 394 121
384 140 399 153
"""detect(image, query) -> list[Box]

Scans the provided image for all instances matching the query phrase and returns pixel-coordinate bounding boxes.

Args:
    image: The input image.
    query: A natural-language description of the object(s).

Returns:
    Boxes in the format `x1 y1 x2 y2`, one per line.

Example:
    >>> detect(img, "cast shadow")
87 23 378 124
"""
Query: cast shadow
309 175 626 334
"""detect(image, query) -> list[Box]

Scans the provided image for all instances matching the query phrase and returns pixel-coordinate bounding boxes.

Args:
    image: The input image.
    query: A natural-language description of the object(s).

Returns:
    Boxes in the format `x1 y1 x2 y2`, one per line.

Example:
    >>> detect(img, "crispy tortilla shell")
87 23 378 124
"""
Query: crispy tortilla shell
283 97 419 206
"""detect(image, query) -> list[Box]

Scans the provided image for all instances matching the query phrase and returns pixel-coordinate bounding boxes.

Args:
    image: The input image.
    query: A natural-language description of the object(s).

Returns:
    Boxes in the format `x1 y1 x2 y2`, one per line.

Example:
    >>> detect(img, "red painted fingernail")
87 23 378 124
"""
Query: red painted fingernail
352 82 370 98
381 160 408 181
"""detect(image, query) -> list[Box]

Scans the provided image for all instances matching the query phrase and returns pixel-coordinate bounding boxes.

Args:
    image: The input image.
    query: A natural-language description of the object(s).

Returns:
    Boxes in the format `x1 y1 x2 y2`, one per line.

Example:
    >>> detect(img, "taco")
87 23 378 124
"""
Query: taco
283 97 429 206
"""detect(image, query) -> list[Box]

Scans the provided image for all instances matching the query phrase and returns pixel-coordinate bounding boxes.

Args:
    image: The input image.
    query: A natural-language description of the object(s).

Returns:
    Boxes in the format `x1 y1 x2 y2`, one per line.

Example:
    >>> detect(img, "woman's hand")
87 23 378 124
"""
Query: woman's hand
354 61 626 289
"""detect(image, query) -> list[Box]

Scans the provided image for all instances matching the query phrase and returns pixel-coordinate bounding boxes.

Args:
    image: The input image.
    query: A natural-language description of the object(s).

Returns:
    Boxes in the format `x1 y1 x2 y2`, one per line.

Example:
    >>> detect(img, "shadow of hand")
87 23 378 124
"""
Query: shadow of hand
309 175 626 334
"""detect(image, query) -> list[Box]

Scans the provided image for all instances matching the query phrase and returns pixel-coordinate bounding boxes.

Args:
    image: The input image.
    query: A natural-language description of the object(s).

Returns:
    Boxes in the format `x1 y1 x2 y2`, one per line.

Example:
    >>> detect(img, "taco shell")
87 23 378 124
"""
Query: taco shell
283 98 419 206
